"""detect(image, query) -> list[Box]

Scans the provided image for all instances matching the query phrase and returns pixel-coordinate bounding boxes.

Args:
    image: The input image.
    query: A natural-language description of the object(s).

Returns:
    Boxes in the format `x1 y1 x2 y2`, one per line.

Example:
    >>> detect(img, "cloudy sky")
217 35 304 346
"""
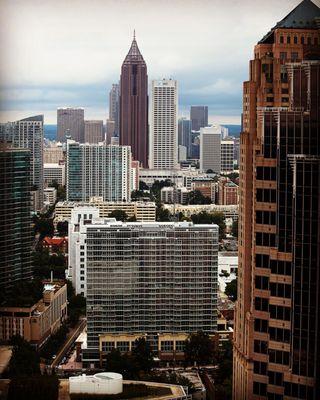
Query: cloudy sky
0 0 318 124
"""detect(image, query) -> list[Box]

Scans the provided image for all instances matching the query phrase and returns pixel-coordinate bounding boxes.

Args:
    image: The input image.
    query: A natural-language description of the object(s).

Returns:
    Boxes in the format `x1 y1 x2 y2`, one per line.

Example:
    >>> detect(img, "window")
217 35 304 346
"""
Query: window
268 371 283 386
301 36 305 44
175 340 185 352
269 305 291 321
254 361 267 375
116 341 130 353
280 36 284 44
270 282 291 298
255 275 269 290
282 97 289 103
287 36 291 44
161 341 174 352
253 382 267 396
254 318 268 333
294 36 298 44
255 297 269 311
256 188 276 203
254 340 268 354
101 341 115 352
280 52 287 60
256 254 270 269
291 52 298 61
269 349 289 365
269 327 290 343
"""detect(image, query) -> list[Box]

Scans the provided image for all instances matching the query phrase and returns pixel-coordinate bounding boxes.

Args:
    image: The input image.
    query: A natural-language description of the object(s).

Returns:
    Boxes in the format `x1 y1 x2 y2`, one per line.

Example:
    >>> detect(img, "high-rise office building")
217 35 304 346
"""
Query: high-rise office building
119 34 148 167
190 106 208 132
81 219 218 364
149 79 178 169
109 83 120 136
66 140 132 202
106 119 115 144
221 139 234 174
199 126 221 173
84 120 104 143
57 107 84 142
0 145 33 292
0 115 44 210
233 1 320 399
178 118 192 157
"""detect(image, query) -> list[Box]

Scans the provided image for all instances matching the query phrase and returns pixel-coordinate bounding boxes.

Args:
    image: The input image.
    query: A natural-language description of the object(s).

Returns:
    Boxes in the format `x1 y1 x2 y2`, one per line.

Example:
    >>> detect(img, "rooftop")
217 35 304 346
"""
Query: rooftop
259 0 320 43
123 32 146 65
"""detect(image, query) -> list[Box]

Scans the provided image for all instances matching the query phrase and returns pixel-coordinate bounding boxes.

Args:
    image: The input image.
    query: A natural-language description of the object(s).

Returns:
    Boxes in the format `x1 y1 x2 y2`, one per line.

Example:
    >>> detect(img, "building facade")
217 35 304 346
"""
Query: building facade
233 1 320 399
66 140 132 202
150 79 178 169
109 83 120 136
221 139 235 173
44 163 65 186
190 106 208 132
82 220 218 364
0 146 33 292
0 281 67 349
57 108 84 142
119 35 148 167
178 118 192 157
44 145 64 164
0 115 44 210
84 120 104 143
200 126 221 173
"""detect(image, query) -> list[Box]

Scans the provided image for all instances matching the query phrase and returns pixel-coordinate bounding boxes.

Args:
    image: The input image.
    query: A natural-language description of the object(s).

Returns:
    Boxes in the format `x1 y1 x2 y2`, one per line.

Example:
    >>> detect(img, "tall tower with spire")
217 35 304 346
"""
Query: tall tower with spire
119 33 148 167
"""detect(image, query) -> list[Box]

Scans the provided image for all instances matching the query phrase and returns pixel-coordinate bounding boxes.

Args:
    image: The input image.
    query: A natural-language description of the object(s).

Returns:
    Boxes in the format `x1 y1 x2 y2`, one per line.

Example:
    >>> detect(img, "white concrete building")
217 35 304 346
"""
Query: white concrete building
149 79 178 169
139 167 206 189
69 373 123 395
221 139 235 174
218 252 238 292
44 163 65 186
163 203 238 220
44 187 57 206
44 145 64 163
200 126 221 173
68 207 100 296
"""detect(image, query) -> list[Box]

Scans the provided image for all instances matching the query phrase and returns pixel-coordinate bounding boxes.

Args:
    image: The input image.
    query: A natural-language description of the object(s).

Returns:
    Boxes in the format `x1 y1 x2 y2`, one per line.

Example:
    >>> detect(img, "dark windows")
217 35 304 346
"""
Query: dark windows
256 166 277 181
293 36 298 44
256 232 276 247
280 36 284 44
270 282 291 298
268 371 283 385
255 276 269 290
256 211 276 225
254 318 268 333
256 254 270 269
269 304 291 321
254 361 267 375
269 349 289 365
270 260 291 276
255 297 269 311
256 188 276 203
287 36 291 44
254 340 268 354
253 382 267 396
280 52 287 60
269 327 290 343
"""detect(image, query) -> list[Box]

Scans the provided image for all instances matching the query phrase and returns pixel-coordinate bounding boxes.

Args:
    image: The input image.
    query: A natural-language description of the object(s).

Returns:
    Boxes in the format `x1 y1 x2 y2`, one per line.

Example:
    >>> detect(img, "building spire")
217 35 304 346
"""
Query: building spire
133 29 136 40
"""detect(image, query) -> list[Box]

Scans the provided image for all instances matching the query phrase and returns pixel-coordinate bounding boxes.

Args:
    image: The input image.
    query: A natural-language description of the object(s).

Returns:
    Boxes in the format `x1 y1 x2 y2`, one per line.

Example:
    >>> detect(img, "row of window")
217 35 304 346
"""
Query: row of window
279 35 317 45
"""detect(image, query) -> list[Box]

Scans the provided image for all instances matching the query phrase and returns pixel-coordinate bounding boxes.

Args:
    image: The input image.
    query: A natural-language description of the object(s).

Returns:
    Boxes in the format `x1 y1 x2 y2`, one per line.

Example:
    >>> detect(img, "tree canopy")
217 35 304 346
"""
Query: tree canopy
190 211 226 240
225 278 237 301
8 336 40 377
186 190 211 205
108 209 129 222
185 331 215 366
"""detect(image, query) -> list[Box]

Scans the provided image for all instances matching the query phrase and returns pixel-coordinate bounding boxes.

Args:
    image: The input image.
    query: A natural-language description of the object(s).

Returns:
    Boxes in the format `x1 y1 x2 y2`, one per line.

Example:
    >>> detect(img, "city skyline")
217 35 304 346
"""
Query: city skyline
1 0 319 125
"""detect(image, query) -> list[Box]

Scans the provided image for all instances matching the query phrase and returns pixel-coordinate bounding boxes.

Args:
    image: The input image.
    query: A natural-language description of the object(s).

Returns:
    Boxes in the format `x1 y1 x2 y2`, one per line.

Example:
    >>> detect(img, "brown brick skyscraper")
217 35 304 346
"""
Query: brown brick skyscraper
119 33 148 167
233 1 320 399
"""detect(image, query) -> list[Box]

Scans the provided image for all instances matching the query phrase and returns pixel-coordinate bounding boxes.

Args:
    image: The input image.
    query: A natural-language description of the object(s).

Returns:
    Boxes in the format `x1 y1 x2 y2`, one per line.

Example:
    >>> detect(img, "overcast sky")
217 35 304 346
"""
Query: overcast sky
0 0 319 124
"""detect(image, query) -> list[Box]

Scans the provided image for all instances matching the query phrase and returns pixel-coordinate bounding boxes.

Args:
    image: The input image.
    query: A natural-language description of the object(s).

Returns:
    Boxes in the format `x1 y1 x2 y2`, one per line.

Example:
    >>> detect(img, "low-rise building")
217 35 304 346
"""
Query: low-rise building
42 236 68 255
44 162 65 186
0 281 67 349
218 179 238 205
218 251 238 292
44 187 57 205
163 204 238 221
191 177 215 201
54 198 156 226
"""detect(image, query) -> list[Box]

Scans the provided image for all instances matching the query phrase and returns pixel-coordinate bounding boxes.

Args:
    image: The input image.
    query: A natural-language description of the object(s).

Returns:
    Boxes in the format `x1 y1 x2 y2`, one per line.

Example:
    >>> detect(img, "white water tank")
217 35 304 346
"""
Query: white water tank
69 372 123 395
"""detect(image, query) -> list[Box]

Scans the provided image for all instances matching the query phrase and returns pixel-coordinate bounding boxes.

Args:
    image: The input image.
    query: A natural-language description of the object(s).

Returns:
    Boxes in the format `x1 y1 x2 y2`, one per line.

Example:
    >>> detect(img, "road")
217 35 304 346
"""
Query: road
51 318 86 369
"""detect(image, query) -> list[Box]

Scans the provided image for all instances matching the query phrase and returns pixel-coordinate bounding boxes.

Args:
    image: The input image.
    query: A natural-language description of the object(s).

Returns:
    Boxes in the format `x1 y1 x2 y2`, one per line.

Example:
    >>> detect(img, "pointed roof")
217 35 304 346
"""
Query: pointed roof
259 0 320 43
19 115 44 122
123 32 145 64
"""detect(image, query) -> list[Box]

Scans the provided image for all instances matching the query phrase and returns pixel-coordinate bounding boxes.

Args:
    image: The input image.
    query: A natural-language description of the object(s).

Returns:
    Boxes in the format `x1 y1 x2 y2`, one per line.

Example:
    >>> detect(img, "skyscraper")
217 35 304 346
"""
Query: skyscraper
81 219 218 365
0 145 33 293
233 1 320 399
190 106 208 132
178 118 192 158
149 79 178 169
66 140 132 202
0 115 44 210
199 126 221 173
84 120 104 143
109 83 120 136
57 107 84 142
221 139 234 174
119 34 148 167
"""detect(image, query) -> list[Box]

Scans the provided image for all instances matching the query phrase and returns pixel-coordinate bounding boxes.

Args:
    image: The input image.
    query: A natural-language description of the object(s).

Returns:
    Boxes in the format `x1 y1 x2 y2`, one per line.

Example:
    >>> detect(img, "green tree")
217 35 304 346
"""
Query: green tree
5 280 44 307
184 331 215 366
108 209 129 221
56 221 68 236
33 216 54 239
190 211 226 240
225 278 237 301
8 336 40 377
156 205 171 222
187 190 211 205
8 375 59 400
131 337 154 373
